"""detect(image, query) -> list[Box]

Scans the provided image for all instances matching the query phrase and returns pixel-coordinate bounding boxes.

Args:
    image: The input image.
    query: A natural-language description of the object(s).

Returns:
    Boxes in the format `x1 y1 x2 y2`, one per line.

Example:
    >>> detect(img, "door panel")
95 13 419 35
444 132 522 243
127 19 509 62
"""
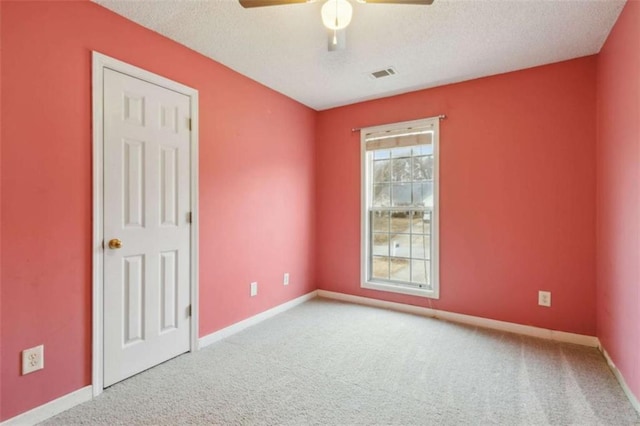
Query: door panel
123 254 144 345
160 146 178 226
123 139 145 228
103 68 191 387
160 250 178 332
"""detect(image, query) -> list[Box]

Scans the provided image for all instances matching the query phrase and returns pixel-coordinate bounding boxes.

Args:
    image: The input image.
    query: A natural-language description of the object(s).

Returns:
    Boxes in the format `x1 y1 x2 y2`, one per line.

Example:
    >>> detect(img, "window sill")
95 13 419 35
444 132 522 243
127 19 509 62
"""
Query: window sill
362 281 439 299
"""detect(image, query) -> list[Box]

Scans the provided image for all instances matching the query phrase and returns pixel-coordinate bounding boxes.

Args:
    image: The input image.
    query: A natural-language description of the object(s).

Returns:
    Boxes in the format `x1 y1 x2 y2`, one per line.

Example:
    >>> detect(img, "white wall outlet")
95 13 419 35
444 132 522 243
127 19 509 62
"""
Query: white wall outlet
283 273 290 286
250 282 258 297
538 291 551 307
22 344 44 375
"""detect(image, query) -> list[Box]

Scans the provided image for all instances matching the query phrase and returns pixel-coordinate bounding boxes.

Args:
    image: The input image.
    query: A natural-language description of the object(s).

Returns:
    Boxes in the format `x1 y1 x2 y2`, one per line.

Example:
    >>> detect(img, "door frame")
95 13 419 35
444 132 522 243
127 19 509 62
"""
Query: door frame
91 51 199 397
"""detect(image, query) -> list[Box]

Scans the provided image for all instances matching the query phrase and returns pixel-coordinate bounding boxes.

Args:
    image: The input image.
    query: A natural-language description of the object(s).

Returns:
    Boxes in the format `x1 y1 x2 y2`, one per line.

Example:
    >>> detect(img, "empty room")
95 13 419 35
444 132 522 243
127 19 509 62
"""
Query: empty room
1 0 639 424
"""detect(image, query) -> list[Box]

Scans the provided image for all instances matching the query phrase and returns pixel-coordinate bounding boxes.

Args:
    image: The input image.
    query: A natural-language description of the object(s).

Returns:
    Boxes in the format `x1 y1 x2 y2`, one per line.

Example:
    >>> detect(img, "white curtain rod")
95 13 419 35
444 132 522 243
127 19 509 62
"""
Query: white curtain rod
351 114 447 133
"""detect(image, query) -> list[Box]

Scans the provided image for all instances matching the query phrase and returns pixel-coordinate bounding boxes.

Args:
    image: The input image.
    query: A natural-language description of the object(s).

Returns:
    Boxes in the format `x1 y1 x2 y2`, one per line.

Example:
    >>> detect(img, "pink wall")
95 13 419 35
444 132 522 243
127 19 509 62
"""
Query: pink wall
596 0 640 403
316 57 597 335
0 0 315 421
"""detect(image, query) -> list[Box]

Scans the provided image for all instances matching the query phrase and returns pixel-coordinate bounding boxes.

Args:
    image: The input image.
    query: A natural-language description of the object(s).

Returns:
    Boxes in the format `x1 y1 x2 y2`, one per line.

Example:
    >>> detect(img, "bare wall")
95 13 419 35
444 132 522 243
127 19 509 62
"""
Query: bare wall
315 57 597 336
596 0 640 404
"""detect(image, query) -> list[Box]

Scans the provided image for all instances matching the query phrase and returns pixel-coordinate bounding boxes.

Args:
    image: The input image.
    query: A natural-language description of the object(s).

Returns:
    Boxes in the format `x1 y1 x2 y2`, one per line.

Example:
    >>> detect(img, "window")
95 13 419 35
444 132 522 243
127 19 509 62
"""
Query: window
361 117 439 298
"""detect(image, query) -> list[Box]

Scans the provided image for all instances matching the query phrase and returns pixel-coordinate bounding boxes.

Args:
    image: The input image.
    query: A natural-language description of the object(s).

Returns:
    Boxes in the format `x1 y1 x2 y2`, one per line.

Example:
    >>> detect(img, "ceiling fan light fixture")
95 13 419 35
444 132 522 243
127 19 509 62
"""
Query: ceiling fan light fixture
321 0 353 30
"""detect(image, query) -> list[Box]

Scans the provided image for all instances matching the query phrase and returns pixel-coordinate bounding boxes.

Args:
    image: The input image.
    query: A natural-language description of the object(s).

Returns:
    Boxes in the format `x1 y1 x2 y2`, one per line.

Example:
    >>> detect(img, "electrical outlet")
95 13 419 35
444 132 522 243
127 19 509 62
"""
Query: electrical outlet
22 345 44 375
250 282 258 297
538 291 551 307
283 273 290 286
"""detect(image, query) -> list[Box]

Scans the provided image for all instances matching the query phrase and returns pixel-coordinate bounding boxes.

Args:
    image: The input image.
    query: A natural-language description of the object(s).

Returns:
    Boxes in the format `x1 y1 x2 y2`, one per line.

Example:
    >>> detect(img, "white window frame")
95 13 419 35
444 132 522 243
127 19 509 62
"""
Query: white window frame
360 117 440 299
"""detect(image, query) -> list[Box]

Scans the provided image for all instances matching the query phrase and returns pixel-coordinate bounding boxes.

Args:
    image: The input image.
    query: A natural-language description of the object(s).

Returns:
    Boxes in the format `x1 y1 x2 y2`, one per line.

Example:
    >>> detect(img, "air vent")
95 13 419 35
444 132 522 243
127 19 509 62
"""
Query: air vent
370 67 397 79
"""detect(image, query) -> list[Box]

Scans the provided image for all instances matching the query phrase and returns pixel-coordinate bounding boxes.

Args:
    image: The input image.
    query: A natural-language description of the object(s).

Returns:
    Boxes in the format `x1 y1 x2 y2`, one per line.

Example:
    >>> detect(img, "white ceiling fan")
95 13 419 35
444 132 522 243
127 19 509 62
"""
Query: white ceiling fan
239 0 434 51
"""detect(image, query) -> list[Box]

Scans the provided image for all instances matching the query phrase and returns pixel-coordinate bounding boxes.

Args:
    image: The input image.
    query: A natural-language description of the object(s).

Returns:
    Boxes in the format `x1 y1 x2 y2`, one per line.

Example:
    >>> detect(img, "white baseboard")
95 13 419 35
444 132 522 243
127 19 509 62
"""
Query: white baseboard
1 385 92 426
600 345 640 414
199 290 318 348
317 290 599 347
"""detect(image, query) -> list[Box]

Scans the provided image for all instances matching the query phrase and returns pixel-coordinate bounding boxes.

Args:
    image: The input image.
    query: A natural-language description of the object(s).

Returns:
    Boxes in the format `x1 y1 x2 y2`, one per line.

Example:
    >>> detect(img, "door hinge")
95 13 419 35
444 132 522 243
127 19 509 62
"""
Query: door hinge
188 118 192 131
187 212 192 224
187 305 192 317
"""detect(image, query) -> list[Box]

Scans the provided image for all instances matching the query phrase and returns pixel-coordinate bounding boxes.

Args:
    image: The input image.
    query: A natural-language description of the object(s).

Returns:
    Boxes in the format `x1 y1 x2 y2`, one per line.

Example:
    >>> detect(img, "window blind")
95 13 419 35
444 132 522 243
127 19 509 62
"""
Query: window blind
364 125 434 151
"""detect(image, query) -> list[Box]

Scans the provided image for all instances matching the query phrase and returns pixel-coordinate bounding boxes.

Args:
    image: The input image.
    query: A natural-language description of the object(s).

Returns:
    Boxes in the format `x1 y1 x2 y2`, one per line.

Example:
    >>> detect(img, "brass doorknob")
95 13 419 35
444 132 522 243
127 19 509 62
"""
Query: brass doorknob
108 239 122 249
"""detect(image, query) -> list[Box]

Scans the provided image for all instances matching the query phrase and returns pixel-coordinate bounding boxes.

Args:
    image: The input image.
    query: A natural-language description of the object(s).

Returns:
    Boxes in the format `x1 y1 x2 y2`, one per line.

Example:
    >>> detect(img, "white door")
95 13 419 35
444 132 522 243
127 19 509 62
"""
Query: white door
103 68 191 387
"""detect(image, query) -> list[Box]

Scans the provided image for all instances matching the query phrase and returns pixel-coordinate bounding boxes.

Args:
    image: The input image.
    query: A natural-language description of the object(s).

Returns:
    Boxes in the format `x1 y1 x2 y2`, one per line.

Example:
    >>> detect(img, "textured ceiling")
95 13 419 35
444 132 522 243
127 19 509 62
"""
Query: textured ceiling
93 0 625 110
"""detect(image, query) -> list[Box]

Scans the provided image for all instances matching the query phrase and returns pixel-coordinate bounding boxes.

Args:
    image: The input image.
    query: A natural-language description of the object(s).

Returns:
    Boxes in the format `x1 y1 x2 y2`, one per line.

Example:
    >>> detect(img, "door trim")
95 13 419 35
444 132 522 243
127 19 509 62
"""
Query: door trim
91 51 199 397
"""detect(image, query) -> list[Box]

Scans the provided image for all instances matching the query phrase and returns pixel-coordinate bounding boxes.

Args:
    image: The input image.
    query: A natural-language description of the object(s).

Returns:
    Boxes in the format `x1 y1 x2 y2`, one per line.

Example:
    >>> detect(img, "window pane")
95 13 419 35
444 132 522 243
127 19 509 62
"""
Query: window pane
373 160 390 183
412 156 433 181
390 234 410 258
390 258 410 282
391 147 412 158
391 158 411 182
392 183 412 207
412 144 433 156
411 259 430 287
412 182 433 207
390 211 411 233
372 211 389 232
411 212 429 234
372 233 390 256
372 256 390 280
365 123 437 294
373 150 391 160
411 235 428 260
422 211 432 235
373 184 390 207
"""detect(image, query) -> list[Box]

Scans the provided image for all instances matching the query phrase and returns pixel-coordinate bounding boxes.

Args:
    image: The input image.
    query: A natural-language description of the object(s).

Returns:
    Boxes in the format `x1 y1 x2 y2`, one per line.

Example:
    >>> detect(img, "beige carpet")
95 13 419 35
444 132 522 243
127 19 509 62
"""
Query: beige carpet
44 298 639 425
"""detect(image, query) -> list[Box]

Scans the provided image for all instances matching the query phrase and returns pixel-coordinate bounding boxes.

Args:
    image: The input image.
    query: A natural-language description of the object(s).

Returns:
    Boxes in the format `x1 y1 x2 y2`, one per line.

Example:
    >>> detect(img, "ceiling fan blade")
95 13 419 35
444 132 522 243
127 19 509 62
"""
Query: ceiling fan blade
239 0 313 8
359 0 434 4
